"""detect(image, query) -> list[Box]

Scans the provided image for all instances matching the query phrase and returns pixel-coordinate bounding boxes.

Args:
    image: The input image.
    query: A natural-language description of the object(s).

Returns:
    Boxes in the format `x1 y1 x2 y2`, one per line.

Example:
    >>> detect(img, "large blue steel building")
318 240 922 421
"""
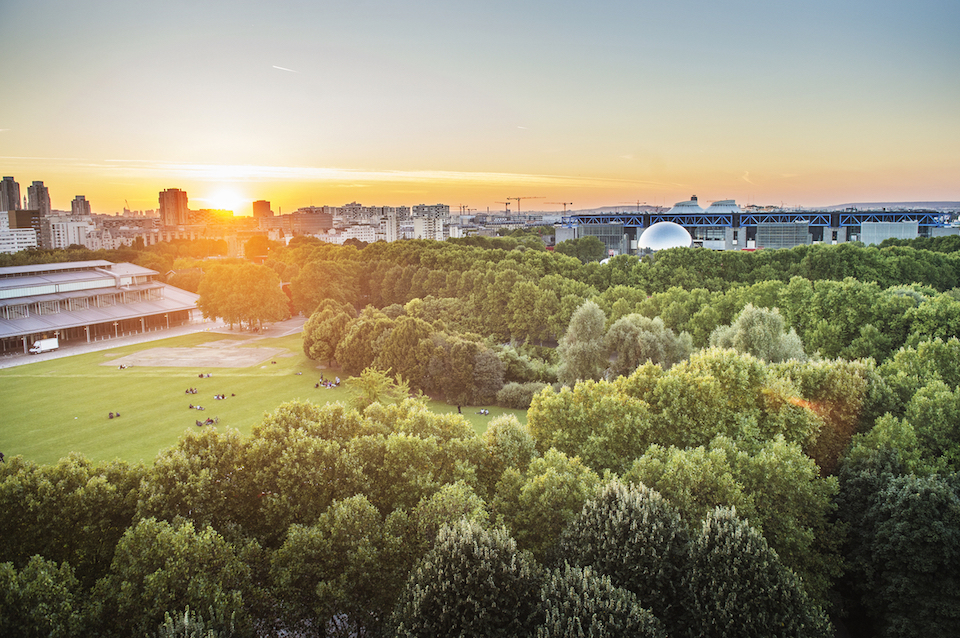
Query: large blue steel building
560 196 956 255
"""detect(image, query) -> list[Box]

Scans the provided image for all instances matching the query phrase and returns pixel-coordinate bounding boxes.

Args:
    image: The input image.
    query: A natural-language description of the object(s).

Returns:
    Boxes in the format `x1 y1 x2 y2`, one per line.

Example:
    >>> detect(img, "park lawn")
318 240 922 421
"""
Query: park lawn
0 331 526 466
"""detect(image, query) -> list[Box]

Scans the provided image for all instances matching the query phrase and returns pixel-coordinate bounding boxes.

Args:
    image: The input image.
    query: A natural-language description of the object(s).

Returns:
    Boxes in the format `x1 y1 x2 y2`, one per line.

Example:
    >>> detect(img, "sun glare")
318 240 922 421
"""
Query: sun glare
202 188 248 214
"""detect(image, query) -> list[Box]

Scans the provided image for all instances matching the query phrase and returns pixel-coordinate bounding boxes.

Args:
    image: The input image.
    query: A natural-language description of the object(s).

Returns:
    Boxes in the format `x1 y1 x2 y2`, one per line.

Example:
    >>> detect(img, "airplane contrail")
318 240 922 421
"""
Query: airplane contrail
272 65 299 73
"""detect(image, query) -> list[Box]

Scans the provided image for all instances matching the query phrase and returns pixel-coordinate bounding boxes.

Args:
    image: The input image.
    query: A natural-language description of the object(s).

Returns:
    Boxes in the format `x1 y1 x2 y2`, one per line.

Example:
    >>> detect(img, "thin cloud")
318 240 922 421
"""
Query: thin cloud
741 171 755 185
95 159 665 189
272 65 299 73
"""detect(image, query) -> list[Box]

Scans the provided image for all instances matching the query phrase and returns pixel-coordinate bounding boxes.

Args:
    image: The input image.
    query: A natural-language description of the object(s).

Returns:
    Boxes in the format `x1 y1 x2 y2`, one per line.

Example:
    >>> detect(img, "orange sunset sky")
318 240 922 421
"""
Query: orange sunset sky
2 0 958 215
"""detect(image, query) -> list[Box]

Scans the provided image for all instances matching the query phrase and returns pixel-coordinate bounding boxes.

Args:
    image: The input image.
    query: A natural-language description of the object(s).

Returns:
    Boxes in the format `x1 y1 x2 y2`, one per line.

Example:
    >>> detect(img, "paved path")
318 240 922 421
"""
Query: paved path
0 316 306 370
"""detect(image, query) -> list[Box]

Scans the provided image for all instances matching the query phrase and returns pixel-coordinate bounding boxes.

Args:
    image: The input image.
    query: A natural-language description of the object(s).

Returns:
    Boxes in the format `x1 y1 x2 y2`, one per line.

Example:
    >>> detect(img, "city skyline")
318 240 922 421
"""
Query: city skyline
2 0 958 215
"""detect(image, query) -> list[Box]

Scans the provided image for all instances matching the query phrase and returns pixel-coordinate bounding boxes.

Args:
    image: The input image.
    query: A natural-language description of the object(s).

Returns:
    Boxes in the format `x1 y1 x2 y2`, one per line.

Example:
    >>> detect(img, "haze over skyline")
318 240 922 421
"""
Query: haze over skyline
1 0 958 215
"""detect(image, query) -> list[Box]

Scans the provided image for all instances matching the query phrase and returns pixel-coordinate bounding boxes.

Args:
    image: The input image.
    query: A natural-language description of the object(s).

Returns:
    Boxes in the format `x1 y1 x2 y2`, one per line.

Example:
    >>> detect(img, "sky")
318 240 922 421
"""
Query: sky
1 0 958 215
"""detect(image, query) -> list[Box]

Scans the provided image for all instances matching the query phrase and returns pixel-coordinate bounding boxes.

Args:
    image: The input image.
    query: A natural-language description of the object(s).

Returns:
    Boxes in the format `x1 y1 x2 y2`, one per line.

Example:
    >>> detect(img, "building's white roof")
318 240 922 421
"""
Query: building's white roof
666 199 705 214
704 200 743 215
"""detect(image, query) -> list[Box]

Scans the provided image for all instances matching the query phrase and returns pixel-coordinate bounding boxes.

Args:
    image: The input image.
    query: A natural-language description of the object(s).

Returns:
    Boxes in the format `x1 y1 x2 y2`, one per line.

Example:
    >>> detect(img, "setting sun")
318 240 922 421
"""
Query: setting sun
199 188 248 215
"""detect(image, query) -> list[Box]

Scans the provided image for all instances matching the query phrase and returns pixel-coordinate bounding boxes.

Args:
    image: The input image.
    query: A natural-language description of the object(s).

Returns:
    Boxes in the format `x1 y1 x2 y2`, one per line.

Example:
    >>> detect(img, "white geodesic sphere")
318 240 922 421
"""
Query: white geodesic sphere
638 222 692 251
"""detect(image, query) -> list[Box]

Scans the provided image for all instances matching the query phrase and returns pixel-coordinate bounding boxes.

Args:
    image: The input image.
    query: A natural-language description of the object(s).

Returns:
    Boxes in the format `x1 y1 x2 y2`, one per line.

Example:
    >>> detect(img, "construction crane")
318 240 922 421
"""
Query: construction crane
546 202 574 213
494 202 512 214
506 196 543 215
621 200 646 212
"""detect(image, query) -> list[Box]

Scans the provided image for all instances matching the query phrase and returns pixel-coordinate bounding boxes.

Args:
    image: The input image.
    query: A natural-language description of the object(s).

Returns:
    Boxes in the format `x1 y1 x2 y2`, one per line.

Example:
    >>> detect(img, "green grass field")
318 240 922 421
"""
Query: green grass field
0 331 525 466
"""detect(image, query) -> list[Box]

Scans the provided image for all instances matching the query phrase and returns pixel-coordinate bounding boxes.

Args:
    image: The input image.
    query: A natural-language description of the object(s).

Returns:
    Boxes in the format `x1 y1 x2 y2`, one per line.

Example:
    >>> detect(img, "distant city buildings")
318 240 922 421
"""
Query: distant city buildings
1 177 21 212
71 195 91 216
27 181 51 216
252 200 272 219
0 175 954 257
159 188 189 227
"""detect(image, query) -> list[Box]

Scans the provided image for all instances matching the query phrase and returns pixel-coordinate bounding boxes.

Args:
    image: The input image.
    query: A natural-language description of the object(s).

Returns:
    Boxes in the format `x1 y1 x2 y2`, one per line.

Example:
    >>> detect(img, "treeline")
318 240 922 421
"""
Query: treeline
276 239 960 408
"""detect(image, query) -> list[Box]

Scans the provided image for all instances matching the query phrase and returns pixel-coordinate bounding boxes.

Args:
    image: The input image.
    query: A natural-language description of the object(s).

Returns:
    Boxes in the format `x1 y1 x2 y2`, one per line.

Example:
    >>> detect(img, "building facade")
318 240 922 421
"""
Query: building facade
0 177 21 212
252 200 272 219
71 195 92 216
27 181 51 216
159 188 189 227
0 260 200 354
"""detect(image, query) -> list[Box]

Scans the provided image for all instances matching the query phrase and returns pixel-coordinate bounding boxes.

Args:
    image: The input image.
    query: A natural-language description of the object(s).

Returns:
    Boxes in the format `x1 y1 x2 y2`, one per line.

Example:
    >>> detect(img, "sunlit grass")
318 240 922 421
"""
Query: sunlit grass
0 332 525 466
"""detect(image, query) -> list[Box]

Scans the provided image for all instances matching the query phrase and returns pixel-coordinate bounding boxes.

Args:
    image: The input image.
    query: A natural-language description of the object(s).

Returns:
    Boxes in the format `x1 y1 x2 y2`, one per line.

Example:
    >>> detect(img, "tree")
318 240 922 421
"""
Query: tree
556 479 691 634
289 260 362 315
493 449 601 561
0 556 85 638
372 316 436 388
96 518 253 637
335 308 395 375
527 380 652 474
836 464 960 638
557 300 608 385
302 299 355 365
272 495 405 637
393 520 542 638
555 235 606 264
604 313 693 377
344 367 412 411
686 508 831 638
709 304 806 363
624 437 842 607
536 564 667 638
197 263 289 330
244 235 276 261
0 454 144 588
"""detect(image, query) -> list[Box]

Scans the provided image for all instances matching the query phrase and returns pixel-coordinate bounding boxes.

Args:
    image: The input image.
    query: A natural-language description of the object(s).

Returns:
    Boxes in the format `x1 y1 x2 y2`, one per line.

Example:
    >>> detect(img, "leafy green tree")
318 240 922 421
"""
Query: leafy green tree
774 357 878 474
479 414 539 495
372 316 436 387
243 235 276 261
624 436 841 607
96 518 253 638
335 307 395 375
410 481 490 551
0 556 85 638
837 464 960 638
272 495 406 637
557 300 608 385
556 479 691 634
289 260 362 315
344 367 412 411
0 454 144 587
197 263 289 330
878 336 960 412
709 303 806 363
393 520 542 638
903 380 960 472
604 313 693 377
136 428 252 537
555 235 606 264
686 508 831 638
536 564 667 638
494 449 601 561
302 299 355 365
527 380 651 474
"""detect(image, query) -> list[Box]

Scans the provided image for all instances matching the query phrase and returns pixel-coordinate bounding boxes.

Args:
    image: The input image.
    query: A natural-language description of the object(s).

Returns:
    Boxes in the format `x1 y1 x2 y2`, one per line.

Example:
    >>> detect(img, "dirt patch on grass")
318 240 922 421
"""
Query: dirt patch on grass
105 346 288 368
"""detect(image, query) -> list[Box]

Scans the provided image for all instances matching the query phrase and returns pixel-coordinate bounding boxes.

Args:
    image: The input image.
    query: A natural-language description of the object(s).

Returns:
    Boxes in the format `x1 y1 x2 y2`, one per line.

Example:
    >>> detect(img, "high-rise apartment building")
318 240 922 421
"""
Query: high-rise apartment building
27 181 51 216
159 188 189 227
1 177 21 212
71 195 91 216
252 200 272 218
